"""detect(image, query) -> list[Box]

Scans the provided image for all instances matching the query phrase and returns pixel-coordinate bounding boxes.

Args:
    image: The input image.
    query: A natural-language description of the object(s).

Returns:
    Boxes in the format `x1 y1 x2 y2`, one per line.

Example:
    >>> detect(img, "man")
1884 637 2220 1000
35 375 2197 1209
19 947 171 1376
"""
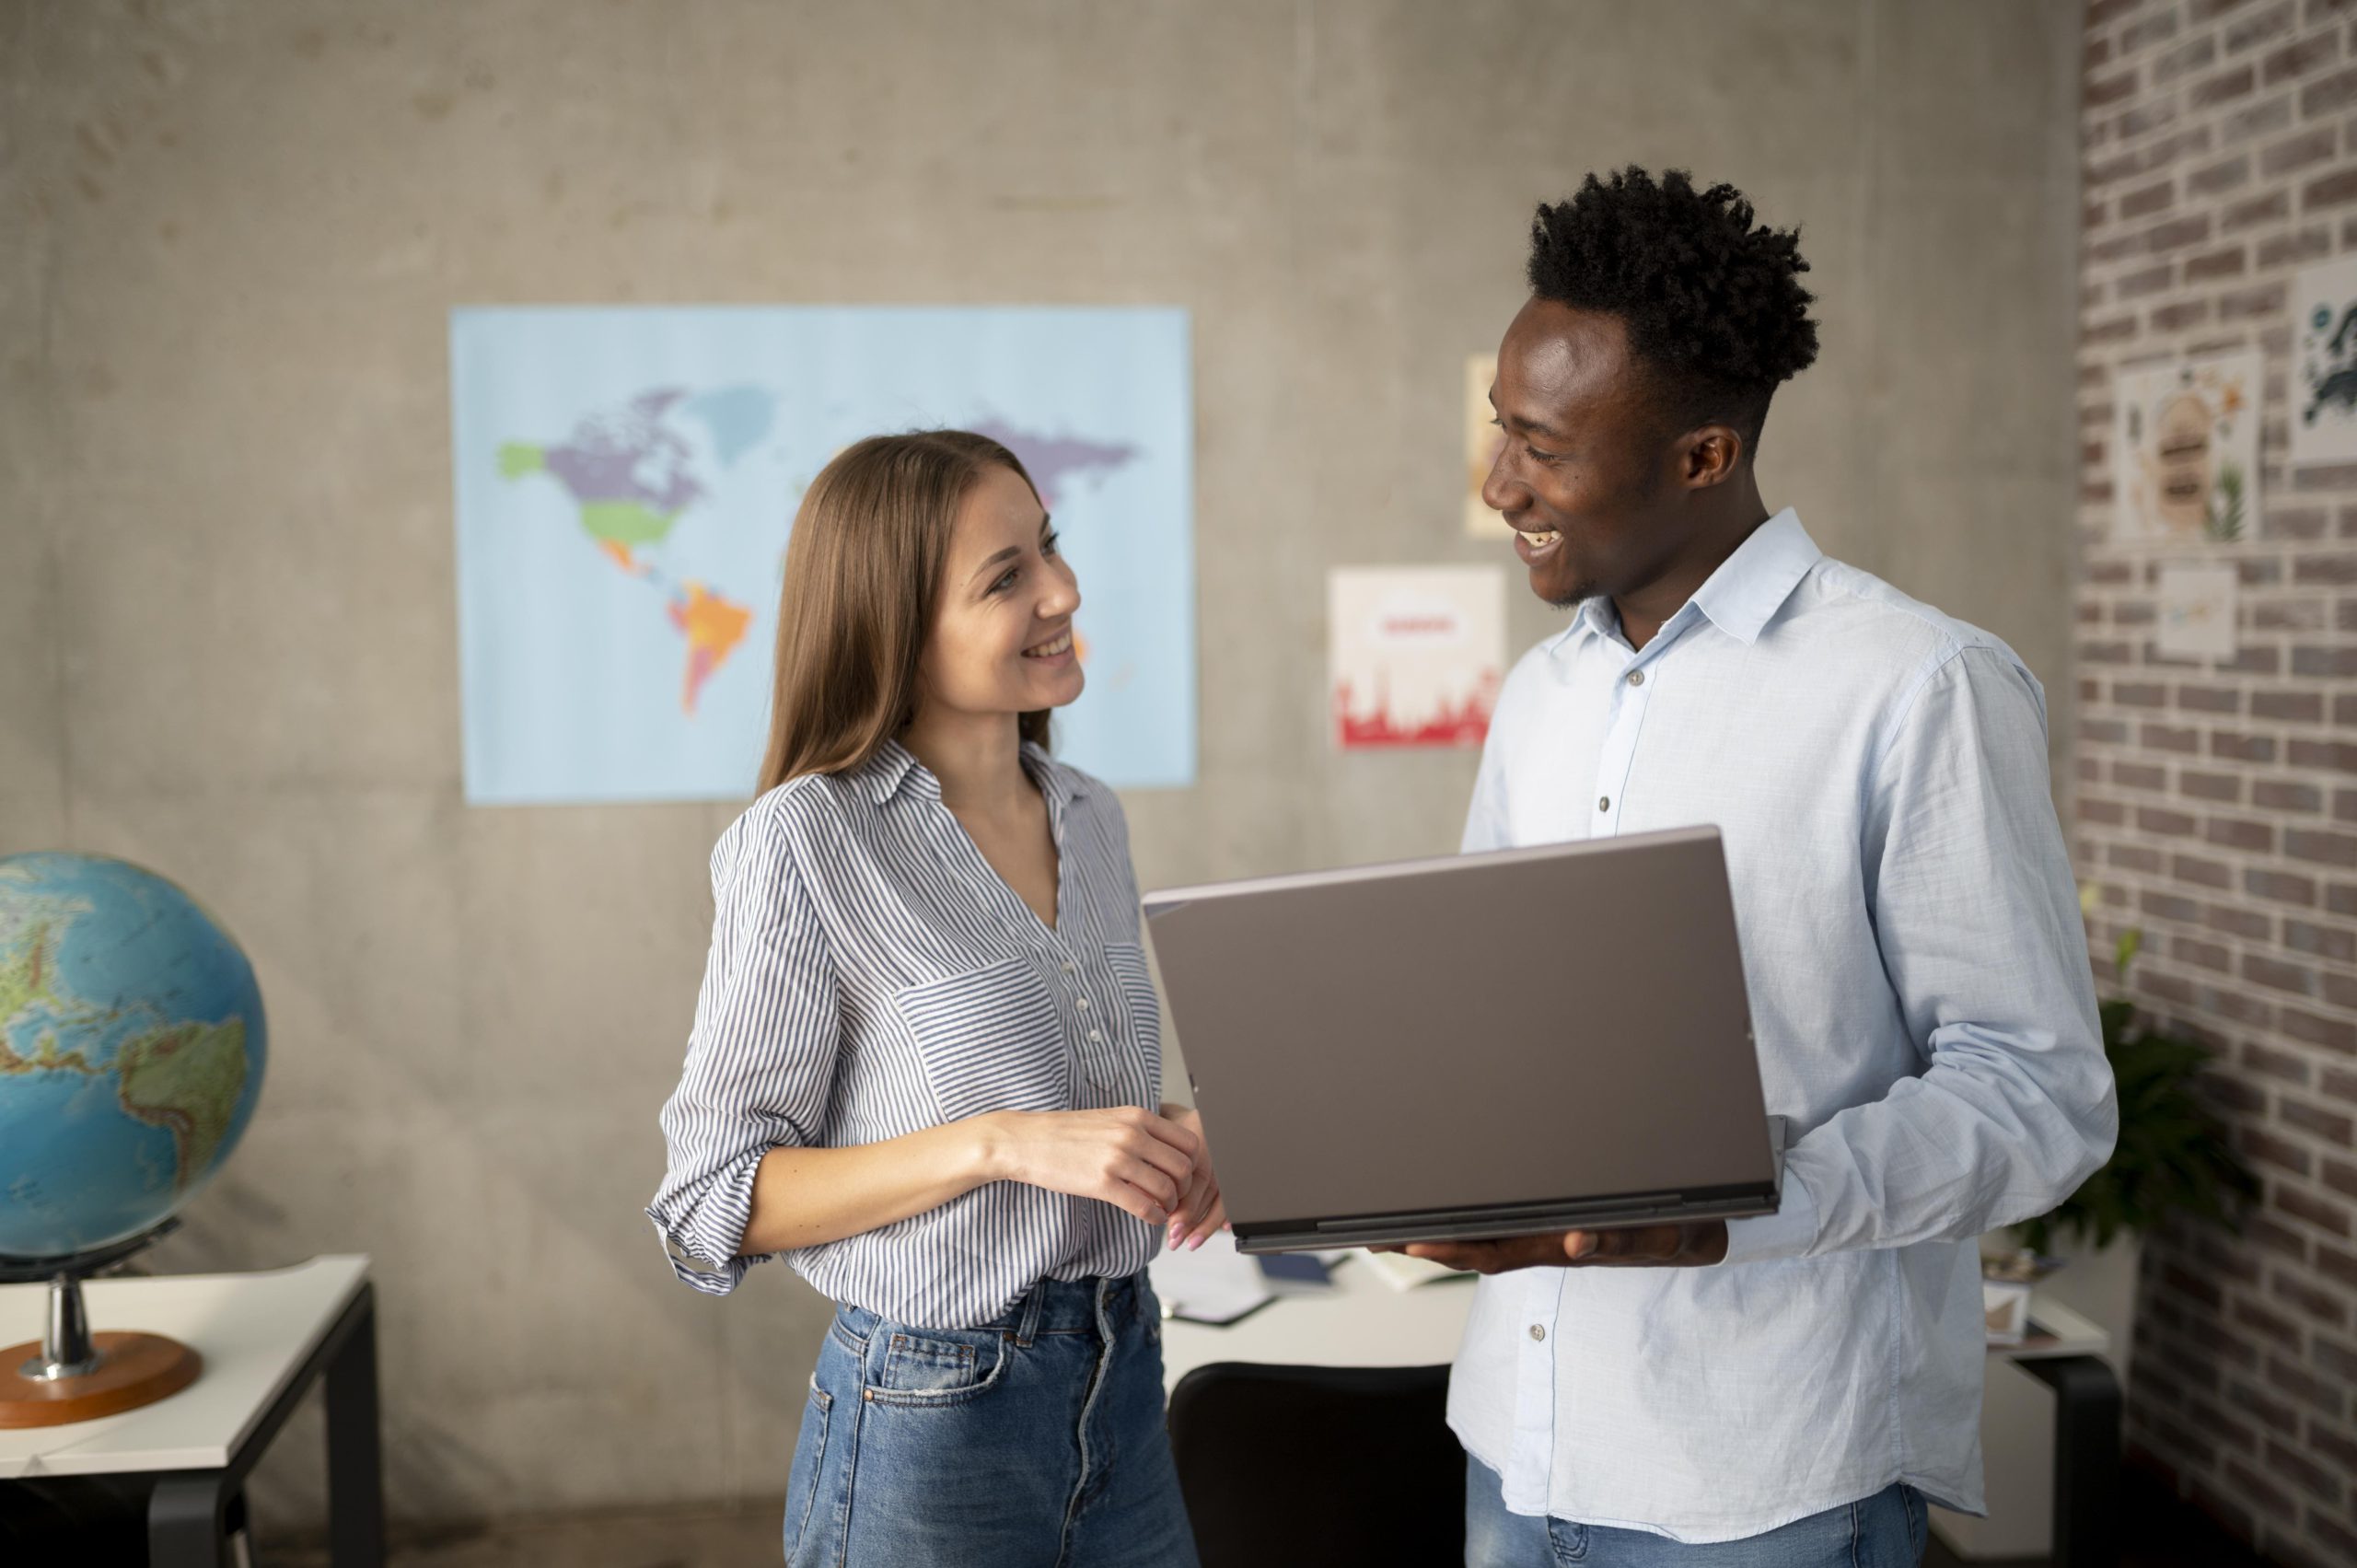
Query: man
1406 168 2118 1565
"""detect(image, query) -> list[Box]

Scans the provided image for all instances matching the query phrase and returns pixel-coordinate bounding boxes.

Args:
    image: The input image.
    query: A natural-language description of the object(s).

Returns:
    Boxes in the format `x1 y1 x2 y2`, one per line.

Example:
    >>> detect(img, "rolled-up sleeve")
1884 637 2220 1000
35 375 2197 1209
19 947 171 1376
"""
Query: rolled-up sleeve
1723 646 2119 1266
646 806 840 1295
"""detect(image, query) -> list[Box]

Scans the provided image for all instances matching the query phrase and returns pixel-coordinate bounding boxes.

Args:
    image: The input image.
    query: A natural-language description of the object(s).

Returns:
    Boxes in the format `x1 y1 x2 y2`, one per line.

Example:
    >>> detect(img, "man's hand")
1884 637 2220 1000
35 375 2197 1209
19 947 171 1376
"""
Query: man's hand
1389 1220 1729 1275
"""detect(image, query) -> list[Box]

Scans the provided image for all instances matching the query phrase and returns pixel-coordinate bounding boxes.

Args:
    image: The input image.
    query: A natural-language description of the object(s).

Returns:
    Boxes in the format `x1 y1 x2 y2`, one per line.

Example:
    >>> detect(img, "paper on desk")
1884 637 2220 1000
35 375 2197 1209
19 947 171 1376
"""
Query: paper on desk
1147 1230 1272 1325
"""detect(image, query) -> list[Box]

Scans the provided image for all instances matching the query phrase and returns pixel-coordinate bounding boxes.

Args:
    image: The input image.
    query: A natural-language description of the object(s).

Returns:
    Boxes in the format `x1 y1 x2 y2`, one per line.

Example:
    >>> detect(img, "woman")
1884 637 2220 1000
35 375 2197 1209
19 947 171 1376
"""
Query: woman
647 430 1220 1567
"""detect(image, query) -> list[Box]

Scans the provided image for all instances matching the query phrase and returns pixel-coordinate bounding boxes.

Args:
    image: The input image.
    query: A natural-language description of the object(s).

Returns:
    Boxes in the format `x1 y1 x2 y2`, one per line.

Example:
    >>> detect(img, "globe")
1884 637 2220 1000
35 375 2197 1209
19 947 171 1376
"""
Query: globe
0 853 266 1262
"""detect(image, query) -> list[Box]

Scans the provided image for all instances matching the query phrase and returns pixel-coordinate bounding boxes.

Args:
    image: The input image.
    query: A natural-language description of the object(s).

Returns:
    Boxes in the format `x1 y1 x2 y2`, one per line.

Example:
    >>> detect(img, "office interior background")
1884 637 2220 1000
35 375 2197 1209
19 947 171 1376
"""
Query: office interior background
5 0 2357 1562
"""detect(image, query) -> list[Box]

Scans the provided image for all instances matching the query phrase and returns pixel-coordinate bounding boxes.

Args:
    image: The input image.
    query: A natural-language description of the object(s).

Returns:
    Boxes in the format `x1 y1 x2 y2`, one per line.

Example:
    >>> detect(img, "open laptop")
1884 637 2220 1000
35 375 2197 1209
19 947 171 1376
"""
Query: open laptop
1142 827 1783 1254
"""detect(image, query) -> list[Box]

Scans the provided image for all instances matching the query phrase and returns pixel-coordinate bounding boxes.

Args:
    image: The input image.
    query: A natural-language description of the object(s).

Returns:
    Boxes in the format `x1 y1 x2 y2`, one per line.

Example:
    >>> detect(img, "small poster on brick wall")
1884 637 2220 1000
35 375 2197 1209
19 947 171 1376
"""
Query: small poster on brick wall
2293 256 2357 466
1329 565 1504 749
2154 562 2239 661
2113 350 2260 543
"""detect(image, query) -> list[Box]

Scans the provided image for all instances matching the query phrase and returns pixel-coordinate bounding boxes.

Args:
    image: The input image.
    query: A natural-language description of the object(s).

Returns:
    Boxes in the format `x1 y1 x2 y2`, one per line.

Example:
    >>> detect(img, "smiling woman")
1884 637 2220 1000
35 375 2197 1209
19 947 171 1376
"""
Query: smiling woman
648 430 1213 1567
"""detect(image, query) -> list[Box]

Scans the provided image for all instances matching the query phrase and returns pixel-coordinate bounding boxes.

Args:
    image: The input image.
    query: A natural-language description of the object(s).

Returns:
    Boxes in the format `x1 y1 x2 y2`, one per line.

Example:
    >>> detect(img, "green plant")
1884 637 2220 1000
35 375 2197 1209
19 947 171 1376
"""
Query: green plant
2203 460 2247 542
2016 925 2260 1253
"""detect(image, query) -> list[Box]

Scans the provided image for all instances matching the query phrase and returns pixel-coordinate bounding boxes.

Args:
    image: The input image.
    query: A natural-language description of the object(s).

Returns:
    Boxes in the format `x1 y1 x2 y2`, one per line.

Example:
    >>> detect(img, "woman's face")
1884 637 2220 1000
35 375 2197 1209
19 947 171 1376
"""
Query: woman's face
917 463 1085 725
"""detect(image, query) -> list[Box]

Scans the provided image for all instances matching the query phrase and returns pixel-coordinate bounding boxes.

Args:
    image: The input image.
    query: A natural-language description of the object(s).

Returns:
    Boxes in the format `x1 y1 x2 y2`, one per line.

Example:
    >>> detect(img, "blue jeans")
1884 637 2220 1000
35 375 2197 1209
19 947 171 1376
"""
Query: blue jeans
785 1272 1200 1567
1467 1456 1925 1568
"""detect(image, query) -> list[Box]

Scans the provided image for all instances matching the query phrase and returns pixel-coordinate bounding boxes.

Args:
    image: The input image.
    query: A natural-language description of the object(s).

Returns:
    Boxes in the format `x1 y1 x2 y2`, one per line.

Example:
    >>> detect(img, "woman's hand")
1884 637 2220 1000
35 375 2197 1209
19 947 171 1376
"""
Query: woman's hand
1160 1103 1226 1251
982 1107 1201 1226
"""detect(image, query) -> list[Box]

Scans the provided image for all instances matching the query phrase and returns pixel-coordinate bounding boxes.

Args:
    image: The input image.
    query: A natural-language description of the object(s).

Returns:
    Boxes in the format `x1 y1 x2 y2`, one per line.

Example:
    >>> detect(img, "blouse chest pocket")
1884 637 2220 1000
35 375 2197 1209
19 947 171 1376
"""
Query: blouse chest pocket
1102 942 1164 1074
894 957 1074 1123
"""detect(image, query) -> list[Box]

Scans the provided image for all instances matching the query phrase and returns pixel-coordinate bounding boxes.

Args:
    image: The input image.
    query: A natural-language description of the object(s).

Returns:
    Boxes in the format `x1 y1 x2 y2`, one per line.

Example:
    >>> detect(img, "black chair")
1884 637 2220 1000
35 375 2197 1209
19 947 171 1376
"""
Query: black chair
1167 1362 1463 1567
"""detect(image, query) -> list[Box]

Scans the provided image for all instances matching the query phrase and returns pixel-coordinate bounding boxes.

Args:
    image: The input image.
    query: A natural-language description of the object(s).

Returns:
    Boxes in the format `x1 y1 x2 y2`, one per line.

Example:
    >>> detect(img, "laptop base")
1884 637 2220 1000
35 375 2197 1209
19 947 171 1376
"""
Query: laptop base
1233 1187 1781 1255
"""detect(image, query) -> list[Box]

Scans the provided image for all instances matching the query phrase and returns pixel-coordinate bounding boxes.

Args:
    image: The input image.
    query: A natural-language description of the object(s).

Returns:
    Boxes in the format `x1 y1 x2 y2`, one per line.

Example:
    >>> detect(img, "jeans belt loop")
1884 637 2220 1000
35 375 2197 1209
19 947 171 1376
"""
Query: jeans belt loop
1014 1279 1047 1347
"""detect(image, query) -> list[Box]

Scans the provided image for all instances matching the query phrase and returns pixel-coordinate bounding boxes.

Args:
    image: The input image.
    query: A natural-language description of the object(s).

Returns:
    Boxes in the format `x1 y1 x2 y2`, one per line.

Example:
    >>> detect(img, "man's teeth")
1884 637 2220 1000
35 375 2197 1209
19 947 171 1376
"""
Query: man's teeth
1518 529 1560 550
1026 633 1073 657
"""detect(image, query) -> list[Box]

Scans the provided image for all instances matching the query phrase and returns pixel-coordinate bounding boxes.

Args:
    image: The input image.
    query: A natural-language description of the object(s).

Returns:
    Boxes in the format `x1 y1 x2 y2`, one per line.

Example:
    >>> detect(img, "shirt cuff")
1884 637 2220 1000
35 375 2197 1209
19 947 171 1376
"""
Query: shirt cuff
1718 1157 1820 1267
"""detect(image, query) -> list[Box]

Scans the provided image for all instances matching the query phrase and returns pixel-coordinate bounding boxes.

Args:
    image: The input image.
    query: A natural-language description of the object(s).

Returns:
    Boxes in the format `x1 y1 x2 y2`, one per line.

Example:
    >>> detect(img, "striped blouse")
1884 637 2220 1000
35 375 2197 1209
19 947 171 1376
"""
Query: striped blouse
646 739 1166 1330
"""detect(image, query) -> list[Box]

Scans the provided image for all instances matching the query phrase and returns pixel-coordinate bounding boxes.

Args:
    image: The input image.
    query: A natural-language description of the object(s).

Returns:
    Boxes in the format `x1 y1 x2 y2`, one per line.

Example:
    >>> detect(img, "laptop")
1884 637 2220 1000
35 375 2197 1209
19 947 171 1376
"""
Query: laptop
1142 826 1783 1254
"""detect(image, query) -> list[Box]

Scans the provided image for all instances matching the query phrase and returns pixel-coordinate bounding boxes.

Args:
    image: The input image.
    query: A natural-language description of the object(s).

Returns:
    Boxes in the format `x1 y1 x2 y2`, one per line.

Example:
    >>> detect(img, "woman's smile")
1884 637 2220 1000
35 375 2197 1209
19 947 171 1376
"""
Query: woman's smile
1022 627 1076 662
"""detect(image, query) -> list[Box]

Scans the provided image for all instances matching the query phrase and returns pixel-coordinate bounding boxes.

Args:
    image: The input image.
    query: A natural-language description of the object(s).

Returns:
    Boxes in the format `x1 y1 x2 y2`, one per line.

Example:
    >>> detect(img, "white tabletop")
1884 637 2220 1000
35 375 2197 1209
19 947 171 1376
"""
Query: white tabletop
0 1255 370 1479
1160 1253 1477 1391
2001 1295 2110 1363
1155 1259 2105 1393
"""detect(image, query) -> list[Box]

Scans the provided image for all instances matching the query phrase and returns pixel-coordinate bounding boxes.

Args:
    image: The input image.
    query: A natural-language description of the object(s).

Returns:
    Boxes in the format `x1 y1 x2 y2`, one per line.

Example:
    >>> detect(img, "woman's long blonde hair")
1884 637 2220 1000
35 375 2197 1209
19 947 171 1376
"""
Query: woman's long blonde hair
756 430 1051 794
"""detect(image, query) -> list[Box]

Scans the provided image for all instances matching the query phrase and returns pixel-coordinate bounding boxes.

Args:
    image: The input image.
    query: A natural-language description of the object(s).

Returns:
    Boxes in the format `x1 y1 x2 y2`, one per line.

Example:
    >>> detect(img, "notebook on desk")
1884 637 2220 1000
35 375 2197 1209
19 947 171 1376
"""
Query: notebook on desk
1144 828 1785 1254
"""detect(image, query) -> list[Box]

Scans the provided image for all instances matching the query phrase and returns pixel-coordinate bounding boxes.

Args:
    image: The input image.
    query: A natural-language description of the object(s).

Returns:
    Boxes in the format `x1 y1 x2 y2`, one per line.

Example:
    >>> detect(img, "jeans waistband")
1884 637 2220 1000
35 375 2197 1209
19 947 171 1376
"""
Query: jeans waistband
995 1272 1144 1341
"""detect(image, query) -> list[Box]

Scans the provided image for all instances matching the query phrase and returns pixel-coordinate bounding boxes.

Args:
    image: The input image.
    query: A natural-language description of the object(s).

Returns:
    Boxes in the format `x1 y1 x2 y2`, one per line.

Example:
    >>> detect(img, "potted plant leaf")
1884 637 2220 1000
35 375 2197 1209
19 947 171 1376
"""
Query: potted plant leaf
2016 923 2259 1263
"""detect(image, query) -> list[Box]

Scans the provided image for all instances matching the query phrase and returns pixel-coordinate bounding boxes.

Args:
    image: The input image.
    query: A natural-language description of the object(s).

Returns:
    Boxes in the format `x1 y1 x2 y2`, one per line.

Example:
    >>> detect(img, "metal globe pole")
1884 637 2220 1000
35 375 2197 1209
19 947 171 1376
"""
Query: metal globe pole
23 1271 105 1381
0 1221 200 1427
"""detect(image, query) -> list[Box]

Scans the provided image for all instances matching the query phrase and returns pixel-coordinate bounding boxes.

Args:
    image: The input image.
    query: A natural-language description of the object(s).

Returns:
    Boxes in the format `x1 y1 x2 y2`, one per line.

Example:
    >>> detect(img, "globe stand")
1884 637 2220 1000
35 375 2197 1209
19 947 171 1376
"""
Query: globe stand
0 1222 203 1429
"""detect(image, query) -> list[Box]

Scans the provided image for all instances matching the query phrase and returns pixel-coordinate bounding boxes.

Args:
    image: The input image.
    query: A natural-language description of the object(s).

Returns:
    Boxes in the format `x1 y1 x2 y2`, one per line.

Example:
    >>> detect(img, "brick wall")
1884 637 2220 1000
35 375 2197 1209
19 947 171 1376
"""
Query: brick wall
2079 2 2357 1561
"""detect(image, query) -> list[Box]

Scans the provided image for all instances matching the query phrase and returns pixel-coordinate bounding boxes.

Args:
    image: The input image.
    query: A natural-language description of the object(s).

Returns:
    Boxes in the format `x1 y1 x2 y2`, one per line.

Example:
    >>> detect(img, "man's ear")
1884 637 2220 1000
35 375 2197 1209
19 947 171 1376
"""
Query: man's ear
1680 424 1746 489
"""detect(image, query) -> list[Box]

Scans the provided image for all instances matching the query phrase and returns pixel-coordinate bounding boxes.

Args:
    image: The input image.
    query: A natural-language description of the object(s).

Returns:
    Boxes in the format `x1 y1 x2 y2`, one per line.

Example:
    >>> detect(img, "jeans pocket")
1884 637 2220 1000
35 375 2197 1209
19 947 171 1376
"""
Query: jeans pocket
784 1377 832 1562
1545 1517 1588 1563
866 1327 1010 1408
895 958 1071 1120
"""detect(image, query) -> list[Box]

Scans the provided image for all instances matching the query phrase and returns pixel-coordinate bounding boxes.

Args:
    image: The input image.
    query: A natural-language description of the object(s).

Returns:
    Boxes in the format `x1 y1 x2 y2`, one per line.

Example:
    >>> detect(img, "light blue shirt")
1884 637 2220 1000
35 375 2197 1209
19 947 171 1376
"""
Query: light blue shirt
1448 509 2117 1542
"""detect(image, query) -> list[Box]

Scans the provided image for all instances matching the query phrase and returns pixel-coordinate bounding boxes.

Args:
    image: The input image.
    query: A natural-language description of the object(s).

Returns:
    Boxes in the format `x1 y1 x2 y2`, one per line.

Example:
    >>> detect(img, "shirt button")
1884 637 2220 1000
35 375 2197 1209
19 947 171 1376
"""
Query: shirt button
1529 1324 1547 1342
1088 1028 1104 1044
1061 962 1076 974
1627 668 1644 687
1597 796 1610 812
1075 996 1092 1011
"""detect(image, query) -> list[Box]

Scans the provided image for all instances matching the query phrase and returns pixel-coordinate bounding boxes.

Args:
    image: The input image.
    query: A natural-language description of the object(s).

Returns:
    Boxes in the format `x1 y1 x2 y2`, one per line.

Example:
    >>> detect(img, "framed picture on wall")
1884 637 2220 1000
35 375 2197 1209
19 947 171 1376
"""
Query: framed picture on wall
2293 255 2357 467
1329 565 1505 749
1463 354 1515 540
2111 349 2260 544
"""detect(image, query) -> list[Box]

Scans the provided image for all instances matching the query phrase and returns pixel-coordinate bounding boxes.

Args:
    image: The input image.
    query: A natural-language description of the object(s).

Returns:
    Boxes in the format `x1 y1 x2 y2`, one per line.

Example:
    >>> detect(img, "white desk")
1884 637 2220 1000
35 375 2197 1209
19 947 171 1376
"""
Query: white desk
1159 1254 1477 1391
0 1256 381 1566
1933 1295 2119 1568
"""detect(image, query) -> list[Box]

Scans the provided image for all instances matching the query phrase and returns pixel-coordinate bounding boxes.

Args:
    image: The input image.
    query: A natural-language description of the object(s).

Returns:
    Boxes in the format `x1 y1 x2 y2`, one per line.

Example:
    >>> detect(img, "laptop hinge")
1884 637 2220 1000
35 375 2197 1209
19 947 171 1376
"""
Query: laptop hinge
1312 1192 1685 1232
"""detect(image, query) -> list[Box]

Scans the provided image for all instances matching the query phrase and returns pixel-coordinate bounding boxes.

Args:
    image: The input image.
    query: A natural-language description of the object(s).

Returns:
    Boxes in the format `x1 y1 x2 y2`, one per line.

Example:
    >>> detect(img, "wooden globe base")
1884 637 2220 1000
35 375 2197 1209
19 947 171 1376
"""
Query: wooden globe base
0 1332 201 1428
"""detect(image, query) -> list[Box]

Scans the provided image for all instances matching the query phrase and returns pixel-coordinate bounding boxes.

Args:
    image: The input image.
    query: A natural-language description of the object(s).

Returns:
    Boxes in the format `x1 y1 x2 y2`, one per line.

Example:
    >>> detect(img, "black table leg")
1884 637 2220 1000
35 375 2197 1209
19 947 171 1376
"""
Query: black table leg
2018 1354 2121 1568
147 1469 230 1568
324 1289 385 1568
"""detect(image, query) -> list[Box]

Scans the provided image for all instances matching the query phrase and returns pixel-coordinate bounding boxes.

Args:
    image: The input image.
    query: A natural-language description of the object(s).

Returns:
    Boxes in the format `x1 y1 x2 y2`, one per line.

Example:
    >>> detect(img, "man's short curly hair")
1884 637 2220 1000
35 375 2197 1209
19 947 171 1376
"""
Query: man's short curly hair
1527 167 1818 458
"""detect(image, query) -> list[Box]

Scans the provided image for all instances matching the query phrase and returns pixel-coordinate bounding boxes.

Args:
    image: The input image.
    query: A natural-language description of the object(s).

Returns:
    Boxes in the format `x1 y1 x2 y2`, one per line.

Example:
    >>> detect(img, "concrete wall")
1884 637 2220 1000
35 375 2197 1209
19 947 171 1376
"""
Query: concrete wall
0 0 2084 1536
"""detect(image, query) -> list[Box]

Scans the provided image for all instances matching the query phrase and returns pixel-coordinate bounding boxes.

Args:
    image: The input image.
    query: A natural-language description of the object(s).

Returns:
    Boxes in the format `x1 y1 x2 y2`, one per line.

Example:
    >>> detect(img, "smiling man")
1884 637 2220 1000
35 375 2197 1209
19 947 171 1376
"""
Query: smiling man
1415 169 2119 1565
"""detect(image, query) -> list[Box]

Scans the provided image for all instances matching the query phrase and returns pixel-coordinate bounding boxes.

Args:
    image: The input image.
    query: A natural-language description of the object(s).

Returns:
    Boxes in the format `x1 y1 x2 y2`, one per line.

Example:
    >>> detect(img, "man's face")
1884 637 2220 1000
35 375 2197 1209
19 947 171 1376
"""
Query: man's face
1480 298 1682 609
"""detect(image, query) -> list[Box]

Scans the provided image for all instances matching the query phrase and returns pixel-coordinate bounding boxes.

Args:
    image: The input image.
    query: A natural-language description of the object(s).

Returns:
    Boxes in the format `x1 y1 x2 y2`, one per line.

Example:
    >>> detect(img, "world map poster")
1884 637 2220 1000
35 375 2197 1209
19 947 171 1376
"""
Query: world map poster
448 306 1195 804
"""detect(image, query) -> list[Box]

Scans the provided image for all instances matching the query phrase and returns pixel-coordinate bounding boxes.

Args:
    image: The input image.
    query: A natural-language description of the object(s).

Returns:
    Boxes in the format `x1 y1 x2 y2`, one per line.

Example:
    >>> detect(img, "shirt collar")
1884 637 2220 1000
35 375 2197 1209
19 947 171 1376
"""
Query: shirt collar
860 737 1080 806
1689 508 1819 645
1549 507 1819 656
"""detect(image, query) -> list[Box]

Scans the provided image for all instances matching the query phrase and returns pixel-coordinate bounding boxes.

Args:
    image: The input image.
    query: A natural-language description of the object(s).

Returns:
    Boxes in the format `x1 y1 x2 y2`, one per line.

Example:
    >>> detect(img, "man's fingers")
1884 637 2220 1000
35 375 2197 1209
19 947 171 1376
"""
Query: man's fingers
1403 1236 1562 1274
1563 1225 1687 1264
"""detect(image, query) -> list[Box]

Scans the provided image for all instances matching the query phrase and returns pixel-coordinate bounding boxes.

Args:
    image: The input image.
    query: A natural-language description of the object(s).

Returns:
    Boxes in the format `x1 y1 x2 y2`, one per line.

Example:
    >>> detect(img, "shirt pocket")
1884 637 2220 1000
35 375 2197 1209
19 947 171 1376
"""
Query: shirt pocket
1100 941 1164 1098
894 956 1073 1122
